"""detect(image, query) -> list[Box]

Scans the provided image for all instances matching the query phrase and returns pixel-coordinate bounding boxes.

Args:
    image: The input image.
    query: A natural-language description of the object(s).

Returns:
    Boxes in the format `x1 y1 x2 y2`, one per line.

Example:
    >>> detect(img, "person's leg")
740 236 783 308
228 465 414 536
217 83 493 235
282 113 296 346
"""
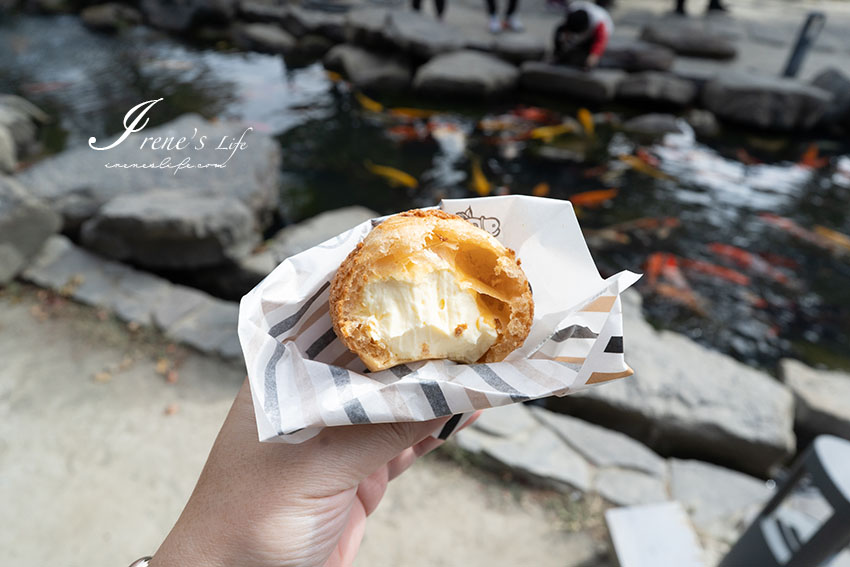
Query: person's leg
486 0 501 32
706 0 727 11
503 0 523 31
434 0 446 18
675 0 686 14
485 0 496 15
505 0 518 16
412 0 422 11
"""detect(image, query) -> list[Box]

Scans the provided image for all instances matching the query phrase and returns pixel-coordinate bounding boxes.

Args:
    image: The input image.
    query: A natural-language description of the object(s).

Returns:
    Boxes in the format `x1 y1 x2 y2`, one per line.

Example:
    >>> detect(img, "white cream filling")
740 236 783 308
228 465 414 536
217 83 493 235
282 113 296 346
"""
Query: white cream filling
360 268 497 364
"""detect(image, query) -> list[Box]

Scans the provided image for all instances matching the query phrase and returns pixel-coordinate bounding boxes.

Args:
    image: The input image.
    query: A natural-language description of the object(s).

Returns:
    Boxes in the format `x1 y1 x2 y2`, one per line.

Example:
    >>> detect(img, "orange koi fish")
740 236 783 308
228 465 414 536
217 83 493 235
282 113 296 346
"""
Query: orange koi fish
814 226 850 253
569 188 618 208
512 105 558 123
681 258 751 286
355 92 383 113
578 108 594 137
799 143 829 169
386 125 426 143
470 157 491 196
532 182 550 197
619 155 674 180
364 161 418 189
388 107 440 119
708 243 793 286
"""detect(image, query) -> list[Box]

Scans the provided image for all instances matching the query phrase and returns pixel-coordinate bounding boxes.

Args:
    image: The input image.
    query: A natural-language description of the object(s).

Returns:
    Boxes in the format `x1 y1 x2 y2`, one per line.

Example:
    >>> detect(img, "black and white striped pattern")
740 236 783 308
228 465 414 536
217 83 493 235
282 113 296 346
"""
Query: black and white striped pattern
237 196 641 444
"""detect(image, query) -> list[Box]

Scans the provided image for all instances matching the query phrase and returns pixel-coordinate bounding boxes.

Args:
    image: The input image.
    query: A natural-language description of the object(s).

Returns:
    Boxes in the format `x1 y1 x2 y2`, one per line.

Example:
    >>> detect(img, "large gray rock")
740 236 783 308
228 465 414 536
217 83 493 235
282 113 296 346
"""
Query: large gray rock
554 290 795 477
80 190 260 269
22 235 241 357
520 62 625 103
323 44 411 93
466 32 546 64
599 37 675 72
617 72 697 107
0 176 61 284
622 113 687 136
281 5 346 42
0 95 49 171
641 19 737 59
140 0 236 33
413 50 519 98
80 3 142 32
234 23 297 53
670 459 770 542
239 205 378 277
594 468 669 506
383 10 464 59
17 114 281 231
702 72 833 130
780 359 850 440
238 0 288 22
531 407 666 477
811 68 850 131
344 7 389 48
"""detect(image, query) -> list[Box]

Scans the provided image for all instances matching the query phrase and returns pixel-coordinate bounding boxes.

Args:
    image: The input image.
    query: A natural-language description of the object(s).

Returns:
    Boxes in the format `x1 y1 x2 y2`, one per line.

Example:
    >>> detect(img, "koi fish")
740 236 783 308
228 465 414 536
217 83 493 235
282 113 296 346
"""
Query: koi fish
619 154 674 180
388 107 439 119
654 283 708 316
532 182 550 197
355 92 383 113
569 188 618 208
636 147 659 167
799 143 829 169
364 161 418 189
479 114 526 132
736 148 761 165
529 122 577 143
21 81 73 94
578 108 594 137
386 125 425 143
325 70 344 82
814 226 850 253
759 213 848 256
512 105 558 123
470 157 491 196
681 258 751 286
708 243 793 286
583 165 608 179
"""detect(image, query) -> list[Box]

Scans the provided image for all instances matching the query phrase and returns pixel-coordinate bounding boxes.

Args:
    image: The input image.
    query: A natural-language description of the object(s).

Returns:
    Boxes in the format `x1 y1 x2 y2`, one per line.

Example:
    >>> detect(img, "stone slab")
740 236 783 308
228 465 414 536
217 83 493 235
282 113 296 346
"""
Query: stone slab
779 358 850 440
606 501 706 567
594 467 669 507
520 62 625 103
0 175 61 284
413 50 519 98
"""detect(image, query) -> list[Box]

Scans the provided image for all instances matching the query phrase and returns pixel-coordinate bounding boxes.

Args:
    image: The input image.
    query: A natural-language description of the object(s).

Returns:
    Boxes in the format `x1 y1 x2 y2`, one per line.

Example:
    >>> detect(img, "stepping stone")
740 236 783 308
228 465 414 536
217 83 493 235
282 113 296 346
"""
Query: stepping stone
520 62 625 103
413 50 519 99
780 358 850 440
607 501 706 567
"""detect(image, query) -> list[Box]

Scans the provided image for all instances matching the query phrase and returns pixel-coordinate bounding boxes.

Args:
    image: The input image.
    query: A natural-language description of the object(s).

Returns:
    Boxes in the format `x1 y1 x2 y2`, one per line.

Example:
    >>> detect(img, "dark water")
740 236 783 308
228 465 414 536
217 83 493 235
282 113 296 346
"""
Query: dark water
3 14 850 372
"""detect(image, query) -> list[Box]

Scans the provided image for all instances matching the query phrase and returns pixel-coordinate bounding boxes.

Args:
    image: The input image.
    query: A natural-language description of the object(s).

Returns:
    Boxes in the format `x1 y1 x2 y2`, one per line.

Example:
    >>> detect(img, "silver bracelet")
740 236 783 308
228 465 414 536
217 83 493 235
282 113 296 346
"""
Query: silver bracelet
129 557 152 567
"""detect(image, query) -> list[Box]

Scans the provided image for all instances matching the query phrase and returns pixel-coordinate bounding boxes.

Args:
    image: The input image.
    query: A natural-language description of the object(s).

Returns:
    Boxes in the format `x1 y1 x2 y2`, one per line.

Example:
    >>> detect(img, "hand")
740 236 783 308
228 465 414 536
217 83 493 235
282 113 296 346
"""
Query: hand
585 53 600 69
150 378 468 567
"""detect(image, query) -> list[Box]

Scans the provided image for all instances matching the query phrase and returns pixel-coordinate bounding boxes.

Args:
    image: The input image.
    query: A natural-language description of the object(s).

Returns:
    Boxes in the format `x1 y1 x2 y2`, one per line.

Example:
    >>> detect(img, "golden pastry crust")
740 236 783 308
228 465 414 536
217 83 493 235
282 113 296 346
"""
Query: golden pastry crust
329 209 534 371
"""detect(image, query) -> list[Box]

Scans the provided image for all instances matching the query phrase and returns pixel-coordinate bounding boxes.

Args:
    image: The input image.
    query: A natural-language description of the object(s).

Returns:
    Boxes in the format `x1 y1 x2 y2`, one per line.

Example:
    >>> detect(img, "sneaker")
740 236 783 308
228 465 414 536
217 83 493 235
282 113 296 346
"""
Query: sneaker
489 15 501 33
503 15 524 32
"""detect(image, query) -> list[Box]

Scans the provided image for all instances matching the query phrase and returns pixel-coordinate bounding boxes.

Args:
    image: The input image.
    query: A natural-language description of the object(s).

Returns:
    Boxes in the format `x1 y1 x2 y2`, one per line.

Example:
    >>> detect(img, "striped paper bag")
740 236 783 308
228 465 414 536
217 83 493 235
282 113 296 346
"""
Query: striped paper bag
238 195 640 443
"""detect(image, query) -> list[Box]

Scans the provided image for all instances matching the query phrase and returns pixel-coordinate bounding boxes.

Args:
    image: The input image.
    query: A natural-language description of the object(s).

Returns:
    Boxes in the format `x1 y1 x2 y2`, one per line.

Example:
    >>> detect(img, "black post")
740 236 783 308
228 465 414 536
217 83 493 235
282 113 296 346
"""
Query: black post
782 12 826 78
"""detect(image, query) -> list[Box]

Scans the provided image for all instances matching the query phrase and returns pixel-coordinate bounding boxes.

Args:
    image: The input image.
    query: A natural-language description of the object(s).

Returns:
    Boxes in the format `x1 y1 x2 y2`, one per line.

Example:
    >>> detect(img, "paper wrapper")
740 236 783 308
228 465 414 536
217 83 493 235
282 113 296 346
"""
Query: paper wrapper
238 195 640 443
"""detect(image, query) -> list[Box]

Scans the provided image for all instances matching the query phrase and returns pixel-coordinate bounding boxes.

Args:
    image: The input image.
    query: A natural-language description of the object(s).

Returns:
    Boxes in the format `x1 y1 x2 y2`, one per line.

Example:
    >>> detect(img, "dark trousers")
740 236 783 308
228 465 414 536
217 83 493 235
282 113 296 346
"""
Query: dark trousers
553 25 593 66
412 0 446 17
485 0 518 17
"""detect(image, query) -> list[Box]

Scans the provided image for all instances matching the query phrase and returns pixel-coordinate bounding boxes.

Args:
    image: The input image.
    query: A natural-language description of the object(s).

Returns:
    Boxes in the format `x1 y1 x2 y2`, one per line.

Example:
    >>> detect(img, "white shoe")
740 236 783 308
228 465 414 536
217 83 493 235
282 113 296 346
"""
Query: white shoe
504 15 524 32
489 15 501 33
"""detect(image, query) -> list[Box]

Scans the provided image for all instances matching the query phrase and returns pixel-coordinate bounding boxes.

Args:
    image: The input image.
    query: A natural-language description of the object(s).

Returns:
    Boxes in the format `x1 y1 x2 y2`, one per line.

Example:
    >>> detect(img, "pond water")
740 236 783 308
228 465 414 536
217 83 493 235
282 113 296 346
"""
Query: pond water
3 14 850 372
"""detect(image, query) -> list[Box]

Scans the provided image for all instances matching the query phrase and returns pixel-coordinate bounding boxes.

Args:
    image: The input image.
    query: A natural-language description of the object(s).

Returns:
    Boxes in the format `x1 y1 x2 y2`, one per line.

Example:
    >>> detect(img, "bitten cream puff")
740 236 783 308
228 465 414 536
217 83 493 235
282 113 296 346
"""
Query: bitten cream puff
329 209 533 372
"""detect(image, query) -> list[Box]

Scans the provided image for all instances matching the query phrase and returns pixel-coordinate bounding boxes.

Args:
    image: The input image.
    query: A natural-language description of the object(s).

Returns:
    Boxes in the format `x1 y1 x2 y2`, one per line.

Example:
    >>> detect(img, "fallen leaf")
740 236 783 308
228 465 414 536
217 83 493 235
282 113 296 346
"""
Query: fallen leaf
126 321 140 332
166 370 179 384
164 403 179 416
155 358 170 375
94 371 112 383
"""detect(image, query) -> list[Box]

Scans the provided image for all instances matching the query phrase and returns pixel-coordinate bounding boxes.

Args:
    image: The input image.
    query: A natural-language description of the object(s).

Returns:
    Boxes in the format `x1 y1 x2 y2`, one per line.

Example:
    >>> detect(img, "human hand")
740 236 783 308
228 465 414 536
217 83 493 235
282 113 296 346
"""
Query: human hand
585 53 600 69
150 378 470 567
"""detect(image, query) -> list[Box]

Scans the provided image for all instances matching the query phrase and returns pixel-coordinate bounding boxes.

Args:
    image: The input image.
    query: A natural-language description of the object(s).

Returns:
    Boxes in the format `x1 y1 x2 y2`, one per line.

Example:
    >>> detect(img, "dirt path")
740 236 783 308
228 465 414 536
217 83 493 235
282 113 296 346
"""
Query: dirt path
0 285 608 567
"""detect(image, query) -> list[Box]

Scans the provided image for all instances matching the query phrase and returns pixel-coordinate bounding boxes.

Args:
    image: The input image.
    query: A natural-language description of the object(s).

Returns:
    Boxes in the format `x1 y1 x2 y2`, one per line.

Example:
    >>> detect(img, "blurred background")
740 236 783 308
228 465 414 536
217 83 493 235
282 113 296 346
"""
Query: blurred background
1 0 850 564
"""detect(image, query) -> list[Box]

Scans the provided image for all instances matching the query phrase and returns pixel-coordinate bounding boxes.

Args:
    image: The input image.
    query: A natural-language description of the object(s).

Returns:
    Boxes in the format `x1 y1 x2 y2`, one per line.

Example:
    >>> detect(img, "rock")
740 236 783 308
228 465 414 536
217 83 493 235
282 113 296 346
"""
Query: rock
413 50 519 99
238 0 288 22
599 37 675 72
0 95 49 166
779 359 850 441
0 176 61 284
80 3 142 33
811 68 850 131
531 407 666 477
616 72 696 107
482 425 592 492
344 7 389 48
594 468 669 506
383 11 464 59
685 108 720 137
702 72 833 131
474 403 539 438
140 0 236 33
17 114 281 231
323 44 411 93
520 62 625 103
80 190 259 270
552 291 795 477
234 23 296 53
288 34 335 62
641 19 737 59
467 32 546 64
22 235 241 358
282 5 346 42
670 459 770 541
622 113 686 136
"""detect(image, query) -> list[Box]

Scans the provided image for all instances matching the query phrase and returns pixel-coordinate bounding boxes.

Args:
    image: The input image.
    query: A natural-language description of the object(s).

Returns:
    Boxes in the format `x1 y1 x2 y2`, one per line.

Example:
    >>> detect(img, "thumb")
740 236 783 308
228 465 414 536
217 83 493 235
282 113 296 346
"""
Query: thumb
316 417 452 482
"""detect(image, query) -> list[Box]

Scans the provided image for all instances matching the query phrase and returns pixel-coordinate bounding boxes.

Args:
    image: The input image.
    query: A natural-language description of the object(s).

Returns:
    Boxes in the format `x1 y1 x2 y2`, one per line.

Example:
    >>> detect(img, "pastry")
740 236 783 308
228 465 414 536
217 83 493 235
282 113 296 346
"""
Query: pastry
329 209 533 371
